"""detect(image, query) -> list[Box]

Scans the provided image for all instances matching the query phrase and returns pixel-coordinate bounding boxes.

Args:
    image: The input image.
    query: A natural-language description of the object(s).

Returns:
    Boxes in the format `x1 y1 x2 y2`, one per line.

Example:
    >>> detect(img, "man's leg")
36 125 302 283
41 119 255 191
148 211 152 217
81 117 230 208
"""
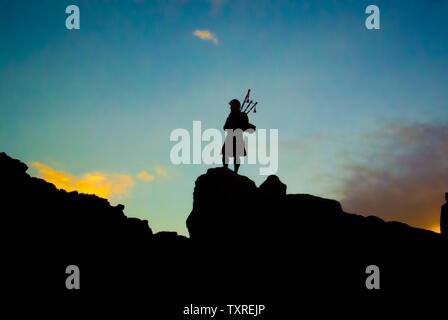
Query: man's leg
223 155 228 169
234 157 240 173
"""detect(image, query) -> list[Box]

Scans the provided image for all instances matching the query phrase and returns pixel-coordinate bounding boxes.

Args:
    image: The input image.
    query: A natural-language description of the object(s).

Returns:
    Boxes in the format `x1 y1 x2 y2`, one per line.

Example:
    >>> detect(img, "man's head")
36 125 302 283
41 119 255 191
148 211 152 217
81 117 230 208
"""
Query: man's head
229 99 241 113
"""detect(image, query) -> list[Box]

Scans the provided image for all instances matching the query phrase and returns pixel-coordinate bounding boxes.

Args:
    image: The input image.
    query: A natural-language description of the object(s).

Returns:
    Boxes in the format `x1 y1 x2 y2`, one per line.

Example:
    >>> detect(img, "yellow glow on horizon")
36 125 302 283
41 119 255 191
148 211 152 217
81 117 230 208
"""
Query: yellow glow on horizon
31 162 134 199
428 224 440 233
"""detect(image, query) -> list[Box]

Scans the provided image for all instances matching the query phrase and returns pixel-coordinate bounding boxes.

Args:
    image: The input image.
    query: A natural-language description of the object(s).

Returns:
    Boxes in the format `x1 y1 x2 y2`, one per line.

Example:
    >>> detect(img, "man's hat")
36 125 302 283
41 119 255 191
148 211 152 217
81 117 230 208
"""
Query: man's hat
229 99 241 109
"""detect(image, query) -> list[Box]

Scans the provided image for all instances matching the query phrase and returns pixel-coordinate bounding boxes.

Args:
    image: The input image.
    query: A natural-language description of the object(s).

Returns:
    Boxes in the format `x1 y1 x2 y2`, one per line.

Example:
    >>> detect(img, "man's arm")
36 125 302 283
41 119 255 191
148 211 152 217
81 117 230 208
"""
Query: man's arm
223 117 231 130
246 123 256 131
240 113 256 131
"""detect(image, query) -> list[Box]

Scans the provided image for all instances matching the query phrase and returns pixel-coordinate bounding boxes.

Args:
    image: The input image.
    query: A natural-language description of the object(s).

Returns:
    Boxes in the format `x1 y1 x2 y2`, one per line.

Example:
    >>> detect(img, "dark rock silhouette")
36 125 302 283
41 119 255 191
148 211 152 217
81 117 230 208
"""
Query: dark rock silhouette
1 152 447 316
1 152 188 304
259 174 287 198
187 167 261 243
442 192 448 236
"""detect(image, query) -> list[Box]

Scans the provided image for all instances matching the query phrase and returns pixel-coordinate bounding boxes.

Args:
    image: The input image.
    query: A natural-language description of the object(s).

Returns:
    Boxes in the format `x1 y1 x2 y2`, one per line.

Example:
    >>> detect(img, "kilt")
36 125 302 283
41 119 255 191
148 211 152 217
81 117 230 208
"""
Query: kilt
221 134 247 158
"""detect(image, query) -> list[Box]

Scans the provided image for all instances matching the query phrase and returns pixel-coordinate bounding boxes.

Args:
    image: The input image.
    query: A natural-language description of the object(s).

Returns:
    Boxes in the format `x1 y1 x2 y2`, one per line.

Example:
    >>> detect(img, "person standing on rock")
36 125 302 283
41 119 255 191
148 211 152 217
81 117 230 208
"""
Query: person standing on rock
441 193 448 237
222 99 256 173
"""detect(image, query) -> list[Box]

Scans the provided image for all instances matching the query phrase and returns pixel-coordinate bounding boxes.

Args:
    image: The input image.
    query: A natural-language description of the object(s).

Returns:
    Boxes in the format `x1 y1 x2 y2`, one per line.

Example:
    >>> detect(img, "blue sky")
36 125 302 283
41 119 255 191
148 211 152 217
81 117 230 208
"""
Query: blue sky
1 0 447 235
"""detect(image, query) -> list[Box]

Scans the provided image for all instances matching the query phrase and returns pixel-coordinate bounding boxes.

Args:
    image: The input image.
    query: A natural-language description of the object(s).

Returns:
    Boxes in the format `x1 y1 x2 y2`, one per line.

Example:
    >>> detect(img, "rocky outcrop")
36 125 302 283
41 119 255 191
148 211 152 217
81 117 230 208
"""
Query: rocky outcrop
186 167 260 242
259 174 287 198
186 167 442 245
1 152 156 245
185 165 447 298
0 152 187 298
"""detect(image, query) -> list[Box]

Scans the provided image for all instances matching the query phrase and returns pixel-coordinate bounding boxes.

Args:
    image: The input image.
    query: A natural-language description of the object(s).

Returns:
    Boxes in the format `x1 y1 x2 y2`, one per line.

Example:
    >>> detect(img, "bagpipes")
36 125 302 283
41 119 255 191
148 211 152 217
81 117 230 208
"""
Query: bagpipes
240 89 258 114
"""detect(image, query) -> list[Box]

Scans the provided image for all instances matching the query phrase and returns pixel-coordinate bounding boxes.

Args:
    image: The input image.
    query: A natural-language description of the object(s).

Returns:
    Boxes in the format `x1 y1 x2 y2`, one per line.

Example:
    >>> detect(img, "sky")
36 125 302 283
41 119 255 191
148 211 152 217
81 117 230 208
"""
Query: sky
1 0 447 235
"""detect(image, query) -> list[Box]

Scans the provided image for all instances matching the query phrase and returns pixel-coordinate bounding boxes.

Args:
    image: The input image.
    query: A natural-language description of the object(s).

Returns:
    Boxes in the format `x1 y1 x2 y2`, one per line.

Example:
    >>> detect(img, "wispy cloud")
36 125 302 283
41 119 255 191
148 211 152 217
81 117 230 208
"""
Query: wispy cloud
340 123 448 233
136 166 171 182
137 171 155 181
156 166 169 177
31 162 134 200
193 29 218 44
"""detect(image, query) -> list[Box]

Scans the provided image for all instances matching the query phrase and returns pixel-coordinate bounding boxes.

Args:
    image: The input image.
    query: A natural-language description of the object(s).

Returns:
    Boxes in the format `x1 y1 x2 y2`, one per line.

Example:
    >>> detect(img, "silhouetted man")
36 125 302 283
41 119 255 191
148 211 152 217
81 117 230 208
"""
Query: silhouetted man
441 193 448 237
222 99 255 173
